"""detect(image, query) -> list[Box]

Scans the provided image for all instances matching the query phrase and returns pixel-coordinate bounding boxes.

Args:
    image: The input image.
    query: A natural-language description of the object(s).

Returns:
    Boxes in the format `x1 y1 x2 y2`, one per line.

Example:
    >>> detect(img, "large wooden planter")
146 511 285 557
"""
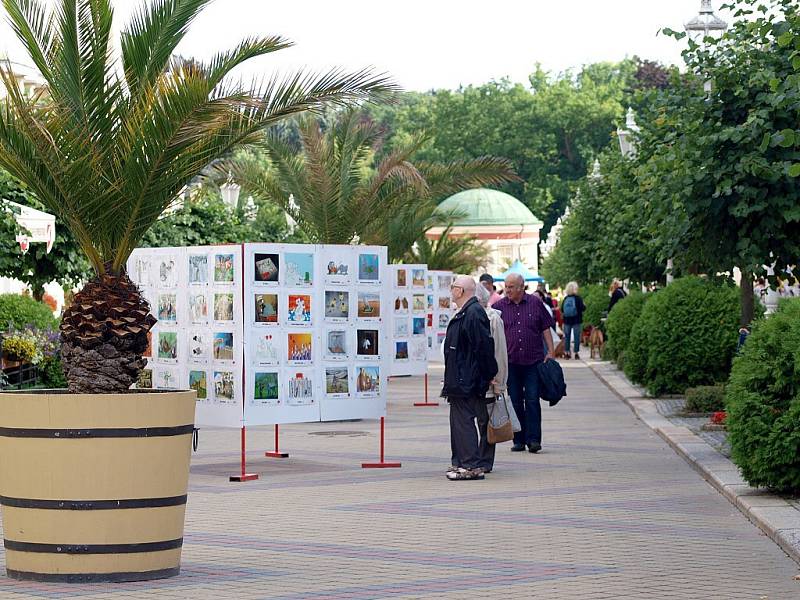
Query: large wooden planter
0 389 196 582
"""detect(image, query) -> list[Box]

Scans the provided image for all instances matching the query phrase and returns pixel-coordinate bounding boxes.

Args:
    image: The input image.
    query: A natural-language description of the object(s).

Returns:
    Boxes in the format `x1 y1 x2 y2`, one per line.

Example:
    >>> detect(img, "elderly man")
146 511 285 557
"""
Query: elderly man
494 273 555 453
441 275 498 480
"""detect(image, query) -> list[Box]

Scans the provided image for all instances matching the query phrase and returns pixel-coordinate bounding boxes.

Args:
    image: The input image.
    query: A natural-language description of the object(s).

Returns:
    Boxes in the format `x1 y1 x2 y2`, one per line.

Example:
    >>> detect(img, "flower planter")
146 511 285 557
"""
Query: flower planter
0 389 196 582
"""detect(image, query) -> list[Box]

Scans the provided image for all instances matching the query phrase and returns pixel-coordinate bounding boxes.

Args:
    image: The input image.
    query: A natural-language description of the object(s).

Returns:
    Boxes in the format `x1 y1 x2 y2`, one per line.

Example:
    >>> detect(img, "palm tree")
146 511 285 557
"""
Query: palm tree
223 109 519 249
0 0 394 393
410 224 488 273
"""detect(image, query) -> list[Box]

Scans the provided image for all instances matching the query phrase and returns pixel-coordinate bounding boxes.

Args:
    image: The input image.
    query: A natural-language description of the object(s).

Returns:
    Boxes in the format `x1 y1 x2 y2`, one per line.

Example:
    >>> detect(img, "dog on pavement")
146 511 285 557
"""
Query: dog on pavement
589 327 605 359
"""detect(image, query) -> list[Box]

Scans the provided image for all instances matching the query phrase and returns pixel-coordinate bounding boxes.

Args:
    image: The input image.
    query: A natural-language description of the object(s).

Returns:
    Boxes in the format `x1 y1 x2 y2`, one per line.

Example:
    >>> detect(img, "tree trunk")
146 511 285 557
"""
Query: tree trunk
740 269 755 327
32 287 44 302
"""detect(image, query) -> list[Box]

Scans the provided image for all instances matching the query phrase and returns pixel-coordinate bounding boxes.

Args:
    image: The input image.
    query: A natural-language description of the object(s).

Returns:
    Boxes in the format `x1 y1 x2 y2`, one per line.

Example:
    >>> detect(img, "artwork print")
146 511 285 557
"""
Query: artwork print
438 296 452 310
412 317 426 336
137 369 153 389
254 253 279 283
357 292 381 318
253 332 279 365
394 319 409 337
412 269 426 288
214 293 234 322
253 372 279 403
189 293 208 323
188 331 208 360
255 294 279 323
395 341 409 360
412 294 426 312
325 367 349 396
214 254 235 283
213 332 235 361
288 332 313 362
158 294 177 322
410 339 427 361
358 253 379 282
285 253 314 286
326 330 348 359
396 268 407 288
288 372 314 405
132 257 151 287
393 296 409 314
189 371 207 400
325 259 349 278
325 291 349 320
157 257 177 287
143 331 152 358
213 371 235 402
156 368 178 389
357 329 379 357
287 294 312 323
188 255 208 284
158 331 178 360
356 366 380 394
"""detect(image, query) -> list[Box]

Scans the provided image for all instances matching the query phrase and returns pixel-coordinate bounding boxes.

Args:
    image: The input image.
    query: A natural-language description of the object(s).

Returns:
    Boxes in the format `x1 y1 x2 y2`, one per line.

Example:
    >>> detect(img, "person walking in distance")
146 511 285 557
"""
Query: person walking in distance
441 276 498 480
608 279 627 313
474 282 508 474
561 281 586 360
479 273 502 306
494 273 555 453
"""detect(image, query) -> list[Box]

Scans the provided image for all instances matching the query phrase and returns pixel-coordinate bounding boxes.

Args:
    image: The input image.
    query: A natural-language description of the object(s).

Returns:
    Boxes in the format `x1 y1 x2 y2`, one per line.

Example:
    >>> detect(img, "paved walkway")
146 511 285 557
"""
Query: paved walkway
0 361 798 599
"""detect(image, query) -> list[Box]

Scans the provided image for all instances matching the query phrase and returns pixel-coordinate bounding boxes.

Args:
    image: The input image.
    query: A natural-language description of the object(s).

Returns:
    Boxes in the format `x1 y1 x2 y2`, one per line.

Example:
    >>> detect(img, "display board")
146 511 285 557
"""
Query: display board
426 270 455 362
129 245 245 427
129 244 389 427
389 264 429 376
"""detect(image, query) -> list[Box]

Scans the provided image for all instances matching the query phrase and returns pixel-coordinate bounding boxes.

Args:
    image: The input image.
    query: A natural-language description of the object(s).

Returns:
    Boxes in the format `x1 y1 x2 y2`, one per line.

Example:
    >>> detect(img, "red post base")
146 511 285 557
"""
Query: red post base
265 451 289 458
362 462 402 468
229 473 259 482
413 373 439 406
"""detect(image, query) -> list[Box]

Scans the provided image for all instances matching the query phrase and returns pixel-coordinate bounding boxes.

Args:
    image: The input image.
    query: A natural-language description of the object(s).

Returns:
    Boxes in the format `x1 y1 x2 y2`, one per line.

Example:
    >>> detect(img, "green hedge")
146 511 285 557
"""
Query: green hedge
605 291 649 368
624 277 740 395
0 294 57 331
684 385 726 413
726 298 800 493
581 284 609 329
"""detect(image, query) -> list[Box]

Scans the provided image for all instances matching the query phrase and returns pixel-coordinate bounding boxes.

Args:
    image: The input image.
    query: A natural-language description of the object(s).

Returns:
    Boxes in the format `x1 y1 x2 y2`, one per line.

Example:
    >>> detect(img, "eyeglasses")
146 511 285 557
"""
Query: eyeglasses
450 284 463 291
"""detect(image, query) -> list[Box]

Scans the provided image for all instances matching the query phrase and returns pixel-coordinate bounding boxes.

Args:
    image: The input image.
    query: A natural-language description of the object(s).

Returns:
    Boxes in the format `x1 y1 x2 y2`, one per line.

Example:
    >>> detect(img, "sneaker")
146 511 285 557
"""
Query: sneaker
446 465 459 473
564 353 571 360
446 468 485 481
510 444 526 452
528 444 542 453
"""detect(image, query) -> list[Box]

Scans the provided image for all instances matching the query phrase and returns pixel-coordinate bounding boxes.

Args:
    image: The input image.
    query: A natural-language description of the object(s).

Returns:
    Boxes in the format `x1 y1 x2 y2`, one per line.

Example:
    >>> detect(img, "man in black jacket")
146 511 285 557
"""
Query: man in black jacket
441 275 498 481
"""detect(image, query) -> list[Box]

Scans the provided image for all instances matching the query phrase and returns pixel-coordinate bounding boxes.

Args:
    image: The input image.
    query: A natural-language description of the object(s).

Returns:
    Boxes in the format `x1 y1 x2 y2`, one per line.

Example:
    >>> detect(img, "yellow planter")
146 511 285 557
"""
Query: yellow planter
0 390 196 582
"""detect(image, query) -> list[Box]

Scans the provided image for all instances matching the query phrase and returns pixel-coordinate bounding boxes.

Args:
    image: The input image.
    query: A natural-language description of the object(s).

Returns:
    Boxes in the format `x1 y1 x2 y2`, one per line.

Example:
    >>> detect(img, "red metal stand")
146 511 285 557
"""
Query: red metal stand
265 424 289 458
229 426 259 482
362 417 402 468
414 373 439 407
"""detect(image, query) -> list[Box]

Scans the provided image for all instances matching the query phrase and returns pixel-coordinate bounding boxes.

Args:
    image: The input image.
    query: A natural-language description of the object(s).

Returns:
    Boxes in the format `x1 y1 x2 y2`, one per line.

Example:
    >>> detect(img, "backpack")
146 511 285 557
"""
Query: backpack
563 295 577 318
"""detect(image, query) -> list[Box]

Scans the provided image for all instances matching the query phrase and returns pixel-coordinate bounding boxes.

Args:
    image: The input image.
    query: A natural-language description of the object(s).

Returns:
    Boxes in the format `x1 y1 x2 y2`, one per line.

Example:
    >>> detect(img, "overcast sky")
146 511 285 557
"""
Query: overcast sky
0 1 735 91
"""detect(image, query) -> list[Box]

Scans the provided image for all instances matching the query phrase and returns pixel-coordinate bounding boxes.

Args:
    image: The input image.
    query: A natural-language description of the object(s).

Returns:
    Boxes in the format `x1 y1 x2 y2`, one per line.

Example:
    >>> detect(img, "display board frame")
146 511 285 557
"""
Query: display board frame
389 264 429 376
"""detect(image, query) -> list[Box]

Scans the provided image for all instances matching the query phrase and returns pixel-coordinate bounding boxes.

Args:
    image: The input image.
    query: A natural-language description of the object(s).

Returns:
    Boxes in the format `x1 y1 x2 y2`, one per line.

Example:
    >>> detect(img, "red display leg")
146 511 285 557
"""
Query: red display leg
362 417 402 468
414 373 439 407
265 424 290 458
230 426 259 482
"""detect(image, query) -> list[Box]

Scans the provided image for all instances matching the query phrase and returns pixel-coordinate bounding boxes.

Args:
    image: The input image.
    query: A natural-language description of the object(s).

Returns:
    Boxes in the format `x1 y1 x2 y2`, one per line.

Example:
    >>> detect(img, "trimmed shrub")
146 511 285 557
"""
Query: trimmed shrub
0 294 57 331
624 277 740 395
684 385 726 413
581 284 610 329
605 291 649 368
39 356 67 388
726 298 800 493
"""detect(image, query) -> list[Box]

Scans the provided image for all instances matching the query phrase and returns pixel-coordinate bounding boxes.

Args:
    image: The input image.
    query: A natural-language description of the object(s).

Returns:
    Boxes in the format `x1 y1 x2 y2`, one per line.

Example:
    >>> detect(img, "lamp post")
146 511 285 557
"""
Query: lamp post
685 1 728 93
220 171 241 211
617 107 640 157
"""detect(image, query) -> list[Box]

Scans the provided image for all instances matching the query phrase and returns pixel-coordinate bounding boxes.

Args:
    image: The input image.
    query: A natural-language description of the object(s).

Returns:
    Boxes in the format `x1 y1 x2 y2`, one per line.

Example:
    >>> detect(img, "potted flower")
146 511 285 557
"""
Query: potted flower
0 0 392 583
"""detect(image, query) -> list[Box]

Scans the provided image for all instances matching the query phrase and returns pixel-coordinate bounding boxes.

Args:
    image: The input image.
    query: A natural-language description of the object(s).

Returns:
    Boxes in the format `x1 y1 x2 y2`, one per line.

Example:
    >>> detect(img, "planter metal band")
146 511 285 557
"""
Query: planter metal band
7 567 181 583
4 538 183 554
0 494 187 510
0 424 194 438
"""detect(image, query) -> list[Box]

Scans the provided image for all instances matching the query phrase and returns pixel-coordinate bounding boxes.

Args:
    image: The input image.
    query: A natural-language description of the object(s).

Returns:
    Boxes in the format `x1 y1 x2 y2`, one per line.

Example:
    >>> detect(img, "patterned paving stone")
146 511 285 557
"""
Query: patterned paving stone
0 361 797 598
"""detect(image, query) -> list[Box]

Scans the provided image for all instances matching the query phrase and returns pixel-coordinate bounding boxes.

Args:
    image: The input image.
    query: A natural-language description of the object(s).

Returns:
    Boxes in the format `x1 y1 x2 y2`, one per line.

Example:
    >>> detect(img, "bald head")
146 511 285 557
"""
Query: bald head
504 273 525 303
451 275 476 308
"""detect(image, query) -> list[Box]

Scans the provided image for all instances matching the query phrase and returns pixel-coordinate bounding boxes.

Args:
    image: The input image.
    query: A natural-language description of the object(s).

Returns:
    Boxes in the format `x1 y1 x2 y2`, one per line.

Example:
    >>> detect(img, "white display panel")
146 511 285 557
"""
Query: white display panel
129 245 245 428
426 270 455 362
389 264 429 376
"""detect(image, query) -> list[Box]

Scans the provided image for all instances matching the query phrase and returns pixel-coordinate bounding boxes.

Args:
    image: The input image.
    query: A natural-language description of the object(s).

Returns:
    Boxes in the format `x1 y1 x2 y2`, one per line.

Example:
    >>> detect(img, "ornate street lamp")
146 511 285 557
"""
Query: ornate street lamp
684 0 728 42
617 107 640 157
220 171 241 211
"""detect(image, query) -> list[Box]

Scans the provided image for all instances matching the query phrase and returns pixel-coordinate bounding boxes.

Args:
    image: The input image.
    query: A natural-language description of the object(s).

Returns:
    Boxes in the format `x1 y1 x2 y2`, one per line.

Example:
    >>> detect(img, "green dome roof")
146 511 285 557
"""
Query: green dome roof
435 188 542 227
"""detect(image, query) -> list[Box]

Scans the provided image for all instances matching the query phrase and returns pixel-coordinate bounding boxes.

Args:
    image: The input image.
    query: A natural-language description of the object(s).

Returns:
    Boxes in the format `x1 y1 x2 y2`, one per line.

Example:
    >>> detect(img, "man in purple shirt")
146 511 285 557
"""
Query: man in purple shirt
494 273 555 453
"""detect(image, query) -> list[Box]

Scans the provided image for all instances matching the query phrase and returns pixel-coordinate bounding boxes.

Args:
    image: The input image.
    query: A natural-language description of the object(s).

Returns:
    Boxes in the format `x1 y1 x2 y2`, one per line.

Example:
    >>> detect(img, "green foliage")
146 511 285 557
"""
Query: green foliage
684 385 726 414
0 169 90 297
38 355 67 388
1 335 37 362
726 298 800 493
605 291 649 367
625 277 741 395
409 226 487 273
581 284 610 328
0 294 57 331
0 0 395 277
